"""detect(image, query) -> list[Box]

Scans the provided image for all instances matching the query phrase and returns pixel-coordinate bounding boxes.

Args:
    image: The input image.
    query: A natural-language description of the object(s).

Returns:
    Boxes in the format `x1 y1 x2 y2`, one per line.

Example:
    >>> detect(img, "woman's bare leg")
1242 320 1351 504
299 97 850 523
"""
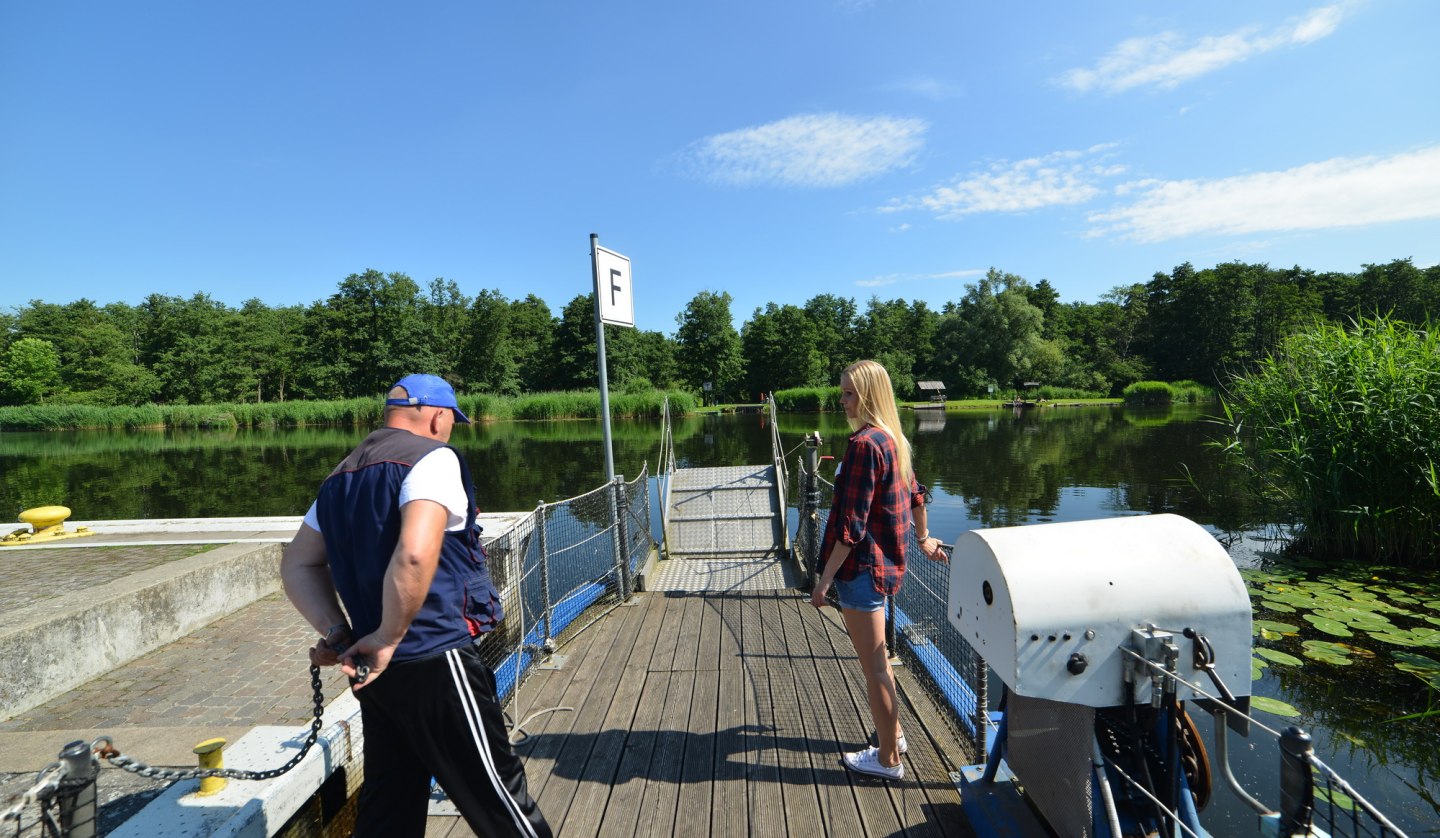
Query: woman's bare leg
841 606 901 767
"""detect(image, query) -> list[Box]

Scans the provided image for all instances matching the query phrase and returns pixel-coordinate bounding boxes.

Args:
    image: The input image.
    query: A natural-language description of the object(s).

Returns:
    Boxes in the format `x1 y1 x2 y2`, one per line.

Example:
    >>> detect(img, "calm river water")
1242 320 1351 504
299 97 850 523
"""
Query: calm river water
2 405 1434 832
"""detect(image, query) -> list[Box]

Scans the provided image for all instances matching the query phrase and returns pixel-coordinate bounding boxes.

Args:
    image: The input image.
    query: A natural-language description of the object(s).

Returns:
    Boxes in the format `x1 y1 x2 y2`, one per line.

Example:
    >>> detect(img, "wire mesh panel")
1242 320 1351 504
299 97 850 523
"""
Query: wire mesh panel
475 466 653 712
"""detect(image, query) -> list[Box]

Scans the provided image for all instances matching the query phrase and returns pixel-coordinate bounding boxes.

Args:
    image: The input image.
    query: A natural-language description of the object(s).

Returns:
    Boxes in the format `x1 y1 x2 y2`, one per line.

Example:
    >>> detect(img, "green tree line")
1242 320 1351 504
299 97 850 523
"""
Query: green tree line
2 259 1436 407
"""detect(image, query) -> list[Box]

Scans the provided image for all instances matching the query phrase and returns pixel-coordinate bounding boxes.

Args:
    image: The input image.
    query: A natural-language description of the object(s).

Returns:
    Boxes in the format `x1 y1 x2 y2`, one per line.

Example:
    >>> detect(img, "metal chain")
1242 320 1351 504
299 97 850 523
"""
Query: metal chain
93 664 326 783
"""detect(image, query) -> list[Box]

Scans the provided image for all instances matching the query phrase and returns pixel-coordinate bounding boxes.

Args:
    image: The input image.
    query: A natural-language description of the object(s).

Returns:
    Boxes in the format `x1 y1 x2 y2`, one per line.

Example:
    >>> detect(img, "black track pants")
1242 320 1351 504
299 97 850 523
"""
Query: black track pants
353 644 552 838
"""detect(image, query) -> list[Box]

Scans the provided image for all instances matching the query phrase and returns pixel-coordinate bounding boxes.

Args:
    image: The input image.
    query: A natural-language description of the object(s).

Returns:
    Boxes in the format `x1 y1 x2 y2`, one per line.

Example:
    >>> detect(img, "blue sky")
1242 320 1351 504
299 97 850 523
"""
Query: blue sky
3 1 1437 332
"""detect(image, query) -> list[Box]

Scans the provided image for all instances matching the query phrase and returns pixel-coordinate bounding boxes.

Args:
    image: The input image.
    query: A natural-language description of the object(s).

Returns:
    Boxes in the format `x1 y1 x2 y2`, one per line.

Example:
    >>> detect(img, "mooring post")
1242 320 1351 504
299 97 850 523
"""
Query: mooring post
57 739 98 838
1279 726 1315 835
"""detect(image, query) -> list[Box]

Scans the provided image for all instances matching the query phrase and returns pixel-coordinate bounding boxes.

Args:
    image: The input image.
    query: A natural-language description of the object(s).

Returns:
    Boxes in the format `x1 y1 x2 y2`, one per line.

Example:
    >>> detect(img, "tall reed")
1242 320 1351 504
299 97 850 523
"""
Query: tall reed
1122 381 1176 405
772 386 841 412
1220 317 1440 566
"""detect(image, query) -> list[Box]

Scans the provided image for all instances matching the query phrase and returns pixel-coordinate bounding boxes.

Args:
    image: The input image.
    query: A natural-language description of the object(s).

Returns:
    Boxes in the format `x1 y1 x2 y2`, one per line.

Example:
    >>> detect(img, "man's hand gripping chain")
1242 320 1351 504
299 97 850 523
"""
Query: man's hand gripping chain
324 623 372 687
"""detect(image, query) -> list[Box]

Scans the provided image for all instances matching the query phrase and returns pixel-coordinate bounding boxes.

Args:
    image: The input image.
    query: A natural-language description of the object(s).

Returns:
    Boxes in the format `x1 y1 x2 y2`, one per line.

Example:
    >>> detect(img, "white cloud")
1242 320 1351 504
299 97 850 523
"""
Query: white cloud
887 147 1124 219
1059 3 1348 93
856 268 984 288
678 113 926 188
1088 145 1440 242
885 76 964 102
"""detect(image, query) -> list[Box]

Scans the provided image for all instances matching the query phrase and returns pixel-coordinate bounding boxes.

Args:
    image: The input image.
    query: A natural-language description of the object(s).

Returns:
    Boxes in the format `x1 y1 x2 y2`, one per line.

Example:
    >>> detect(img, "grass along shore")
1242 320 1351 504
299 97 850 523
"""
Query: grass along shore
0 389 700 432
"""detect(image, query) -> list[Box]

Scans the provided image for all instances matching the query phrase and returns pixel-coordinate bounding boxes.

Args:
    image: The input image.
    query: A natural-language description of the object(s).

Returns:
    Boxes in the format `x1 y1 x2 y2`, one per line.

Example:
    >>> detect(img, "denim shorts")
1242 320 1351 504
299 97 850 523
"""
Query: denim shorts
834 569 885 612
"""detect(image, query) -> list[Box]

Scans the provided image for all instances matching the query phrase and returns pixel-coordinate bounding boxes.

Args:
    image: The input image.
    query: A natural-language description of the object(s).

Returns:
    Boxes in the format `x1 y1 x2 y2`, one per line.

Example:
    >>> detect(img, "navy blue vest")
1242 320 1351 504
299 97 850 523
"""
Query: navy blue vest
315 427 503 662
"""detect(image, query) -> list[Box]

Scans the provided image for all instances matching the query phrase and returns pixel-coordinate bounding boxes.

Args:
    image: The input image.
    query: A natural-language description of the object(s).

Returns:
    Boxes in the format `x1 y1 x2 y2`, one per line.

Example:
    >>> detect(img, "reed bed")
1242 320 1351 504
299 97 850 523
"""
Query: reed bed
772 386 841 412
1221 317 1440 566
0 390 697 431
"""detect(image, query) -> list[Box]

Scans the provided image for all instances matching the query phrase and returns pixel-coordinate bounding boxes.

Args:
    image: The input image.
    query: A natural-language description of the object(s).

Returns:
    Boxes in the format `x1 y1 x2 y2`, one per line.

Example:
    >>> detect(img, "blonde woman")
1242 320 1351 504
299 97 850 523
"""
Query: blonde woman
811 359 943 780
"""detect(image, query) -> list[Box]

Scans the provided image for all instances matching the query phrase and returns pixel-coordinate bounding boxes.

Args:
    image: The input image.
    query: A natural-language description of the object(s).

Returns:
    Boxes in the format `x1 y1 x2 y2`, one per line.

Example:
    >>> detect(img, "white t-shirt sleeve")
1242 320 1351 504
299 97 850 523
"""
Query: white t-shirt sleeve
302 502 320 532
399 447 470 531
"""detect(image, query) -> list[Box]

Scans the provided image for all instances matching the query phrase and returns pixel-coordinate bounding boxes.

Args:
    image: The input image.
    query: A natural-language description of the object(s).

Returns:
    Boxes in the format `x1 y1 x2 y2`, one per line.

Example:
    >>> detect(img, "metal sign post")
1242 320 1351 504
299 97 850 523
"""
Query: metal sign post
590 234 634 482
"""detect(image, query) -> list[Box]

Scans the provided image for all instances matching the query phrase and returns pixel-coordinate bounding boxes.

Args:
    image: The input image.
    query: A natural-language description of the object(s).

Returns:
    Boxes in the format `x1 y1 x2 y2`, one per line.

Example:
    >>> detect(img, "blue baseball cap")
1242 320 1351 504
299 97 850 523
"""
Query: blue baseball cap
386 374 471 424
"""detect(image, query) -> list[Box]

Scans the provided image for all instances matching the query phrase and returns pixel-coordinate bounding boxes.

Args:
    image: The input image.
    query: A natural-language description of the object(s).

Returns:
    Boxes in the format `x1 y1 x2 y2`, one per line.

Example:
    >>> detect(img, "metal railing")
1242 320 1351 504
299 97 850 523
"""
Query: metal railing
479 466 654 706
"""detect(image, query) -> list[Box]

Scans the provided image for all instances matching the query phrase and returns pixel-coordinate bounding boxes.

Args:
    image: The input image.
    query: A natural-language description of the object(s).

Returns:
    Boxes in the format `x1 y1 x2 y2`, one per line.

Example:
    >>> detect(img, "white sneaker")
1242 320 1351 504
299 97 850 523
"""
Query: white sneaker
843 746 904 780
871 731 908 754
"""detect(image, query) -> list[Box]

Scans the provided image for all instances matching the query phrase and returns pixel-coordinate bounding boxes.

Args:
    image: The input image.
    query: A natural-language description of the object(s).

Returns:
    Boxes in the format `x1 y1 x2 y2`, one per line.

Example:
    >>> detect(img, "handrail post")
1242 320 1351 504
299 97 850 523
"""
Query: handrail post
802 432 823 590
57 739 98 838
536 502 553 649
974 653 989 758
1279 726 1315 835
613 475 633 600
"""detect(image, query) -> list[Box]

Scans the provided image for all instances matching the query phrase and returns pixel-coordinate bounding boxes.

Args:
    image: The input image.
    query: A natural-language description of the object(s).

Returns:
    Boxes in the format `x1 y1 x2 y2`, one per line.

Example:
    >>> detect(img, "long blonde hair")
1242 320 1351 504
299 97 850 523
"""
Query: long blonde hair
843 359 912 483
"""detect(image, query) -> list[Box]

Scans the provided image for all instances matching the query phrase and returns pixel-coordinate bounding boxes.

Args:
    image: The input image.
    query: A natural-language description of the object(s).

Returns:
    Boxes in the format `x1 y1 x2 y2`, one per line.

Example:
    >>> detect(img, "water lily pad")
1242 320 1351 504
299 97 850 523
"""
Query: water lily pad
1303 614 1353 637
1314 785 1356 811
1255 648 1303 666
1391 652 1440 690
1392 651 1440 674
1254 620 1300 634
1368 631 1423 647
1406 627 1440 648
1313 608 1392 629
1301 640 1355 665
1422 599 1440 611
1258 600 1296 613
1269 591 1319 607
1259 628 1283 641
1250 695 1301 717
1425 616 1440 628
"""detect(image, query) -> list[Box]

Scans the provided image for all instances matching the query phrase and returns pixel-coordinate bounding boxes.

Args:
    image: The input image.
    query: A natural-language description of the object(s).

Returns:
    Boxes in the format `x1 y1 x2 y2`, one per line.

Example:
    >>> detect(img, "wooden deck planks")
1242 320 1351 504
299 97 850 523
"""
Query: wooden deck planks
555 593 670 837
427 586 972 837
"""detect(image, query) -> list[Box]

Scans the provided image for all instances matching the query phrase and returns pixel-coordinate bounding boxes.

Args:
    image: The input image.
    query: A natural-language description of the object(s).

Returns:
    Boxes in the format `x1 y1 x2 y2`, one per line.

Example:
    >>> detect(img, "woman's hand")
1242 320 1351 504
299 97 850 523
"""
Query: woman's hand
920 536 947 562
810 579 832 609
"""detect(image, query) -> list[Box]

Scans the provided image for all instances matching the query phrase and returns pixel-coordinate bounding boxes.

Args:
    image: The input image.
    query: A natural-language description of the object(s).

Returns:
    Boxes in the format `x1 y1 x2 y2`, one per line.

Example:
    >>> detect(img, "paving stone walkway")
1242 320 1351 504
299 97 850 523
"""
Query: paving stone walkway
0 543 215 629
1 593 347 734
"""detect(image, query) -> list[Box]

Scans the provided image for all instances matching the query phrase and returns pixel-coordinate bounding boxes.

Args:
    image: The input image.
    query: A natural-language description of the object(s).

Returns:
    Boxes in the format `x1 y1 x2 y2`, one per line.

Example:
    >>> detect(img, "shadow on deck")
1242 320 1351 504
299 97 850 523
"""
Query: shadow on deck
429 589 977 837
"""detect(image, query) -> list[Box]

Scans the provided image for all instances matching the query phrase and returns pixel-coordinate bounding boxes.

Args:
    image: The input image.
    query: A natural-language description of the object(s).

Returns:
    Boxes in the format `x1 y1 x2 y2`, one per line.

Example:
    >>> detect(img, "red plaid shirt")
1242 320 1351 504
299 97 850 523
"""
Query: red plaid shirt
820 425 926 595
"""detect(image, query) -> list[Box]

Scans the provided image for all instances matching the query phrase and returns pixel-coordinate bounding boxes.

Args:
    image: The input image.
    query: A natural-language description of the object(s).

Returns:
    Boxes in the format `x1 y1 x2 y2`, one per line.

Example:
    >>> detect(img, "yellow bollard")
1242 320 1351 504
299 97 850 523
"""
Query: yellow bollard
2 505 93 546
193 738 227 796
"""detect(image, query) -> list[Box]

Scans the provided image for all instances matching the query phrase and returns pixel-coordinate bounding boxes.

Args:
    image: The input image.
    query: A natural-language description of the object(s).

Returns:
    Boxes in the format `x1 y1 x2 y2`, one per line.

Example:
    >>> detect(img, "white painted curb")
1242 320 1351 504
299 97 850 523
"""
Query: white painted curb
110 690 362 838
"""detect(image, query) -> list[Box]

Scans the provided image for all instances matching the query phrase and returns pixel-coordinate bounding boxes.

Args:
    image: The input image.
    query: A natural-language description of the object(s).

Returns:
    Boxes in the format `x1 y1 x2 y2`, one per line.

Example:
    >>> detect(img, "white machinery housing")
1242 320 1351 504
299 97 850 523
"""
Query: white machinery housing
947 513 1251 708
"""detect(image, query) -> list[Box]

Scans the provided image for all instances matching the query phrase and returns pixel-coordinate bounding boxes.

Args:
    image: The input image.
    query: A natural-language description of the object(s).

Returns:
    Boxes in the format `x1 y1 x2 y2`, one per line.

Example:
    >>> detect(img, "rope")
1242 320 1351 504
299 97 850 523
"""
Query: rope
0 763 63 827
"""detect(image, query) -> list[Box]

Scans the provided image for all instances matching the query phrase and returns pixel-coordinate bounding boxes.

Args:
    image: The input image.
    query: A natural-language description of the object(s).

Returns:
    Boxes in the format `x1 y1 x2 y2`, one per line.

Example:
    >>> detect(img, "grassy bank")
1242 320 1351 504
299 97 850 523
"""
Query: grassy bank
0 389 699 431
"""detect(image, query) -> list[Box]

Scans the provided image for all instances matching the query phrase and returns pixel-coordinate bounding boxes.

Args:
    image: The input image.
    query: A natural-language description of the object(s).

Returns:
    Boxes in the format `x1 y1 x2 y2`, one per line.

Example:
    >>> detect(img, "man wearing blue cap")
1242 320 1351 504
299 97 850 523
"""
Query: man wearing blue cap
282 374 551 838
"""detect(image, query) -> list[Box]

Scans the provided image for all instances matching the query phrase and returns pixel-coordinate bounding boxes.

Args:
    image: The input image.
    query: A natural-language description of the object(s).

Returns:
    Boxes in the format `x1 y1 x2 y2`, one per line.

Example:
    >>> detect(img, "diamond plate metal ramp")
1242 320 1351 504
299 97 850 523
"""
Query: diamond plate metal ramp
665 464 784 559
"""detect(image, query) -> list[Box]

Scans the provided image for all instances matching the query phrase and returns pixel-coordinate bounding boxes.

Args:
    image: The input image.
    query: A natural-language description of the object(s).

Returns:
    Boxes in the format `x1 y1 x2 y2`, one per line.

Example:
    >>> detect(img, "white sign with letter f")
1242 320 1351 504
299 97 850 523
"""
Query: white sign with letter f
594 245 634 328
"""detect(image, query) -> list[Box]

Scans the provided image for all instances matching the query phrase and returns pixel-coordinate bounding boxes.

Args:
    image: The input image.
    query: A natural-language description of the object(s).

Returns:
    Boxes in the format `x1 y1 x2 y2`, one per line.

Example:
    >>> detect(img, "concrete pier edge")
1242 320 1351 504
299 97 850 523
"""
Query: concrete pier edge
0 542 283 720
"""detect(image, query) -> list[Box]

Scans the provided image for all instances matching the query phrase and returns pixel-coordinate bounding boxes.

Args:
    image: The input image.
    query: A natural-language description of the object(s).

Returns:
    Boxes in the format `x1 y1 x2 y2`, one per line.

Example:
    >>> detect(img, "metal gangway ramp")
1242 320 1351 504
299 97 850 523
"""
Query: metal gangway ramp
651 399 798 592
